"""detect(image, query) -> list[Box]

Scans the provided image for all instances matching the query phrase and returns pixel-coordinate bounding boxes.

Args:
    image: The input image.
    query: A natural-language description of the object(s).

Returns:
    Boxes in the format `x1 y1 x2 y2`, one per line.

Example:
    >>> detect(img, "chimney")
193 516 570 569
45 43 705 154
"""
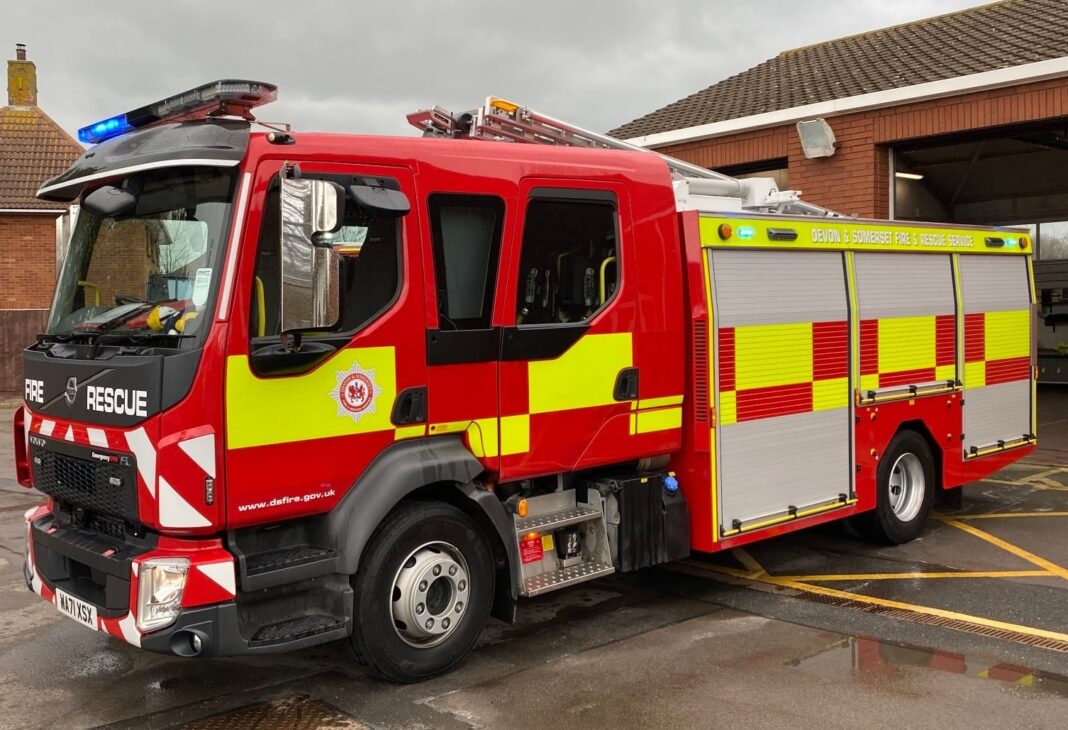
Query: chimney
8 43 38 107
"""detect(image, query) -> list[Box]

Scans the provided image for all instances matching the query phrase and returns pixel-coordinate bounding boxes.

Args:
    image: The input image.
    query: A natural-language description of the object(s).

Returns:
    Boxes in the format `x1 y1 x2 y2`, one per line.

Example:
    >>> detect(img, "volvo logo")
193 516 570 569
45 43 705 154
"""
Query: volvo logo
64 376 78 406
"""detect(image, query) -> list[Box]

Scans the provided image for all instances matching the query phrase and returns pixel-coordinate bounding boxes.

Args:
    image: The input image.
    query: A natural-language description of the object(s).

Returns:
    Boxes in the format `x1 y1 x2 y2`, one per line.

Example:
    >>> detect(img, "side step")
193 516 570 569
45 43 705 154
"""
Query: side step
515 490 616 598
240 545 338 591
523 562 615 597
515 506 601 534
249 613 348 648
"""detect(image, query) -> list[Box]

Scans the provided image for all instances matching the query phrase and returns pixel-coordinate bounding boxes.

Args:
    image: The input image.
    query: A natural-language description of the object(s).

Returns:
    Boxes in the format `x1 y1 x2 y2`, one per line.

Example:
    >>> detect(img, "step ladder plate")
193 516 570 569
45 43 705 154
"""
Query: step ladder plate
245 545 336 576
516 506 601 534
250 613 346 646
523 562 615 597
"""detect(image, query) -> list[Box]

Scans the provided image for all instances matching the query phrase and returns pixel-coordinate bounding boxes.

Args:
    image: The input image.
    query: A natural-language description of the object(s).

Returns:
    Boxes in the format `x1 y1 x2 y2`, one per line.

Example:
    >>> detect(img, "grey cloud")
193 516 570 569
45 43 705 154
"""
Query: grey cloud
3 0 988 140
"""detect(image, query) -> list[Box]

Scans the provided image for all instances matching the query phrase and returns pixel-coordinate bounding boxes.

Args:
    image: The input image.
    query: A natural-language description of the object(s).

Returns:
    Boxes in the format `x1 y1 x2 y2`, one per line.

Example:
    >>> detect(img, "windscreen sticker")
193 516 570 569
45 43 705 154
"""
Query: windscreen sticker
192 268 212 308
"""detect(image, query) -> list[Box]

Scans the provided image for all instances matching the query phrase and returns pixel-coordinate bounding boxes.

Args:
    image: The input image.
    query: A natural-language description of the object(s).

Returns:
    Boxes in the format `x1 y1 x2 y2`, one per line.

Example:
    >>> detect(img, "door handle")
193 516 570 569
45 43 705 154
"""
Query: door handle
391 387 427 425
614 367 639 401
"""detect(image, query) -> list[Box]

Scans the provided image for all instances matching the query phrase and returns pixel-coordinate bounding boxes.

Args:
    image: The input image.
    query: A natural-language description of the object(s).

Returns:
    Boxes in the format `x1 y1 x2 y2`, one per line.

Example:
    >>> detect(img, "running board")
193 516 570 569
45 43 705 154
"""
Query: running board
523 562 615 597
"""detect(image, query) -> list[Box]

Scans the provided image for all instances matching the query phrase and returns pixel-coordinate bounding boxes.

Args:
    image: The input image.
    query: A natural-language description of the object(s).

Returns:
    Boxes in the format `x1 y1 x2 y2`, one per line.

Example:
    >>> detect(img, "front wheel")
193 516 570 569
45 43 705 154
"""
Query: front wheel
350 501 494 683
858 431 935 545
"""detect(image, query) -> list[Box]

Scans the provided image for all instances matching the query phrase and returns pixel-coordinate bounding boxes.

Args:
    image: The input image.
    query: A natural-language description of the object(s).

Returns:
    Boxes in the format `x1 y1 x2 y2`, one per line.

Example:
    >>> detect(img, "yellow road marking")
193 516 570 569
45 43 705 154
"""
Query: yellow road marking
676 560 1068 644
1023 467 1068 481
953 512 1068 520
731 548 766 578
975 478 1068 492
939 518 1068 582
772 570 1053 582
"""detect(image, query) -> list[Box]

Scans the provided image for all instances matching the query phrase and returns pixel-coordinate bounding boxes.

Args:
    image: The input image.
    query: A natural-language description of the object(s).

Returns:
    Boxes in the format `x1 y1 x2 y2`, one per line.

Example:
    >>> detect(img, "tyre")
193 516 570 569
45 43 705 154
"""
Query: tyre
858 430 935 545
350 501 494 683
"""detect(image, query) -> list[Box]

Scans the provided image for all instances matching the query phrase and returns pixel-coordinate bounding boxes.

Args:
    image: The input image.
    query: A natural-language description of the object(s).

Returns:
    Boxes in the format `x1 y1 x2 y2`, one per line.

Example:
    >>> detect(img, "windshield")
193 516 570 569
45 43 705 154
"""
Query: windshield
47 167 237 349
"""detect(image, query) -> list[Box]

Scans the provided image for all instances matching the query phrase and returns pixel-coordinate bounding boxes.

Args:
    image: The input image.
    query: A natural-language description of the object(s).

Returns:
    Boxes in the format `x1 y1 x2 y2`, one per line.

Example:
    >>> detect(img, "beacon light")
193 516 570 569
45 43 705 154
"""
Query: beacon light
77 79 278 145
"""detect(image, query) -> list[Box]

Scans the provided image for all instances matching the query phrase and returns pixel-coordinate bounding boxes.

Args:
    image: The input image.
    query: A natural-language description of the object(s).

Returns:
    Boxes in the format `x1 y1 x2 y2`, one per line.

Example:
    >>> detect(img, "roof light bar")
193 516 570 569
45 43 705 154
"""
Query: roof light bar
78 79 278 145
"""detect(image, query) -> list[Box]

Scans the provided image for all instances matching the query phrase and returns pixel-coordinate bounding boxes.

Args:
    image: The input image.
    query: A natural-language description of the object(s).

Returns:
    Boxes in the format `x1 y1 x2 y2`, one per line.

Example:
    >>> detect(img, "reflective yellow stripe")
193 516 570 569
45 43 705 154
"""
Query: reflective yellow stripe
527 333 632 414
719 390 737 426
984 309 1030 360
935 364 956 381
635 406 682 434
859 373 879 392
637 394 684 409
812 377 848 411
428 420 471 435
394 425 426 440
698 216 1031 256
466 418 498 458
878 315 935 373
964 360 986 389
500 414 530 456
225 348 396 449
734 322 812 390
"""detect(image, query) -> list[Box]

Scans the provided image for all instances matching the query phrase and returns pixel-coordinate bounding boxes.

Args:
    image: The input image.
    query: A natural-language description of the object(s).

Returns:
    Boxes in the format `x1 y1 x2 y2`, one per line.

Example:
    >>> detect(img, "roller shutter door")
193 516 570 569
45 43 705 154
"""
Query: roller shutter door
959 255 1033 454
854 253 956 396
711 249 851 532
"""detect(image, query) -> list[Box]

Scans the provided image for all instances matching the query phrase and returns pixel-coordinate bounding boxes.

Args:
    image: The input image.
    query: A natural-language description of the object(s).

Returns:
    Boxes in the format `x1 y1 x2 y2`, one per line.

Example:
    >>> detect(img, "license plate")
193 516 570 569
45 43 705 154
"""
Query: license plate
54 589 98 630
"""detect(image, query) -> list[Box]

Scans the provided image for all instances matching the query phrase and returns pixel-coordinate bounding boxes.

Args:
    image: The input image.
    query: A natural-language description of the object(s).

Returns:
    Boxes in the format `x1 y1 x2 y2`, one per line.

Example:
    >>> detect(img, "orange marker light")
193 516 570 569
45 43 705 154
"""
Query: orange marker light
517 498 528 518
1020 235 1030 250
718 223 733 240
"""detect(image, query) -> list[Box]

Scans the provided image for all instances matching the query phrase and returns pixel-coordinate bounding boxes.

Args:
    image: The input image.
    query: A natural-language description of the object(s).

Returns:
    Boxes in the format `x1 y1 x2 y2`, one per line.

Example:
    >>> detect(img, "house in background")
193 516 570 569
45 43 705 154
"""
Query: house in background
0 43 83 395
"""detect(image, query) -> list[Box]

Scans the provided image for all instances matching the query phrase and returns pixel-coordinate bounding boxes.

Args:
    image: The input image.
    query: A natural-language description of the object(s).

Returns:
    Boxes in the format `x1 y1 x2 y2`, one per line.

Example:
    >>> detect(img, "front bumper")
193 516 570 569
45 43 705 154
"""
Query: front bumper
24 503 239 655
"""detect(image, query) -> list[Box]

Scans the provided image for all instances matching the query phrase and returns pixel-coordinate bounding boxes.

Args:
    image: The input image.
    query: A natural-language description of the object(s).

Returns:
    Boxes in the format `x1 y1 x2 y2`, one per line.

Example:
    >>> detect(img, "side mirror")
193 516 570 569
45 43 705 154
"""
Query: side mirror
83 185 136 217
349 184 410 216
280 177 345 332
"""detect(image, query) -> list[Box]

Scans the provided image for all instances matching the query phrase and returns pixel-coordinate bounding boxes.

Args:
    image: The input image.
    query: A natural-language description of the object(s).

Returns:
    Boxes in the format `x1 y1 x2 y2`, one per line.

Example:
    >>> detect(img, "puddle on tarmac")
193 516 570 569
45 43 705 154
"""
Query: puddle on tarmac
787 636 1068 698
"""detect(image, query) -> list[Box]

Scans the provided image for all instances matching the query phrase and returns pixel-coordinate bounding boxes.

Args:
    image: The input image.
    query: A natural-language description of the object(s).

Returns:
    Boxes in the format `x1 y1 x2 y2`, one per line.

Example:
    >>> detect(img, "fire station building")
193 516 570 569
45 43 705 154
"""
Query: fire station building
611 0 1068 377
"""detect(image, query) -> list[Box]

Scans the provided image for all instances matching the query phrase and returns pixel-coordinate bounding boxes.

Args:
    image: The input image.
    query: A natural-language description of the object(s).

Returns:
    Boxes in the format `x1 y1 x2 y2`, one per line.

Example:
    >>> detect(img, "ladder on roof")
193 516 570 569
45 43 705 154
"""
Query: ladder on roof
406 97 731 182
406 97 838 217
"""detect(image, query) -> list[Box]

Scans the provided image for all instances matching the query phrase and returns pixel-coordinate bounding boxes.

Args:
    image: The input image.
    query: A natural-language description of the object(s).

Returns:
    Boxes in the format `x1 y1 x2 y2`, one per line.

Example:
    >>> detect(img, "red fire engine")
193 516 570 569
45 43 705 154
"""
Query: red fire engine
14 81 1036 682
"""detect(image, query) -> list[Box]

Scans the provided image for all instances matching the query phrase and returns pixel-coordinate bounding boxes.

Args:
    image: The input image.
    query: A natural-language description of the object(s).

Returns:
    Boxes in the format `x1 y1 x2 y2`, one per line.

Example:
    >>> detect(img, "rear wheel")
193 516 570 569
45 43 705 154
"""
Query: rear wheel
858 431 935 545
350 501 494 683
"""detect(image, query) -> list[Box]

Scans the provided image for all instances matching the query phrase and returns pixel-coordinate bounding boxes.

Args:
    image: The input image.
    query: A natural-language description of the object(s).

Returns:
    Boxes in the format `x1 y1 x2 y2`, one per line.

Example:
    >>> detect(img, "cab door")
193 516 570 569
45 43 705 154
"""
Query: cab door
224 160 427 527
420 181 514 474
497 181 637 480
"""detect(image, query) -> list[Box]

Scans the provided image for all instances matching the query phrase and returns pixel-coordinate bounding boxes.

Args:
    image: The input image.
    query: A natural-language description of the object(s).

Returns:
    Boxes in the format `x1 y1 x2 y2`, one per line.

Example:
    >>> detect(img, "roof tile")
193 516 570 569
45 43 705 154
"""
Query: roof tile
0 105 83 209
610 0 1068 139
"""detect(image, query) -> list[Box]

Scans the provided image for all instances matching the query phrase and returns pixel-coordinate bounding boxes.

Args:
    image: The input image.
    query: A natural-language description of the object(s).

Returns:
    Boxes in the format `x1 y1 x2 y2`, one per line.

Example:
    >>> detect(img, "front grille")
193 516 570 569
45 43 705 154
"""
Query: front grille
31 440 138 522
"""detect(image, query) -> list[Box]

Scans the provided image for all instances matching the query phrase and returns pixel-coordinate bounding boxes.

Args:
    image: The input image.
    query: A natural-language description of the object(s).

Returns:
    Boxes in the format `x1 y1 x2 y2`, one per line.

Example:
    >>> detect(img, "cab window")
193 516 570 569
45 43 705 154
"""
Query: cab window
515 191 618 326
428 194 505 330
250 177 402 340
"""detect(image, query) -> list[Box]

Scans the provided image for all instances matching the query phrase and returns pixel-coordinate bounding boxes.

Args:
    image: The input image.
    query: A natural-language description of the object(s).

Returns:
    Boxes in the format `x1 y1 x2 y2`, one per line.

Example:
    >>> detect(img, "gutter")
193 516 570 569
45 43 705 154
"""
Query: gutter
625 56 1068 149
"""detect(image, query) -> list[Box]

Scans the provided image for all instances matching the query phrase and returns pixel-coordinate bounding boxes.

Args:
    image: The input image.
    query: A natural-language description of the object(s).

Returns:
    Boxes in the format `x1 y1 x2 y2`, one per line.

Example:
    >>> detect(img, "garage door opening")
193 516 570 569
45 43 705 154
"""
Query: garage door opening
892 121 1068 384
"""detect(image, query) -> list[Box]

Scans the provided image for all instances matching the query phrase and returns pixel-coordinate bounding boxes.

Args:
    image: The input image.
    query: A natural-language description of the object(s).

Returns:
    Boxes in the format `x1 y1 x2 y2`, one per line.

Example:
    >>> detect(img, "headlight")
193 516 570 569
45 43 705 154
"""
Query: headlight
136 558 189 633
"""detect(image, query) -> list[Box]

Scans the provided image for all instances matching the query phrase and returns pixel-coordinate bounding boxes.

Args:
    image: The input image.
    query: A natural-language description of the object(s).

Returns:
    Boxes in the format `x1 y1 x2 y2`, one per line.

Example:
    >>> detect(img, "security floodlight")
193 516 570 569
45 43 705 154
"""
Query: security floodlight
796 118 837 159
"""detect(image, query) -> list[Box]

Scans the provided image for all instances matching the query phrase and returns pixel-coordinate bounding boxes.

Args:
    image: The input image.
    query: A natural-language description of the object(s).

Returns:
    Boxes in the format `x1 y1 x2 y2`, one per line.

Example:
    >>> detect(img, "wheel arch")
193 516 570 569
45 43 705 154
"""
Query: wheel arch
893 419 943 491
324 435 519 619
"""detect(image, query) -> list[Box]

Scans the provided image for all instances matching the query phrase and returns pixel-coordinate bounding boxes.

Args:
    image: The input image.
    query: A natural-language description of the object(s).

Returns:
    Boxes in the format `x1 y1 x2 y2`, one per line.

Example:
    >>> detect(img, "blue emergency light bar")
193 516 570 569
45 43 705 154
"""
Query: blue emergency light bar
77 79 278 145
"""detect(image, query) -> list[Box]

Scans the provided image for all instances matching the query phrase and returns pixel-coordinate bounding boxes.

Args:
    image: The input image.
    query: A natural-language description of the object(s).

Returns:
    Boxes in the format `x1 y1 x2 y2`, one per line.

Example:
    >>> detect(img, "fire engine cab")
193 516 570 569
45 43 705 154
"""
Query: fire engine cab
14 81 1037 682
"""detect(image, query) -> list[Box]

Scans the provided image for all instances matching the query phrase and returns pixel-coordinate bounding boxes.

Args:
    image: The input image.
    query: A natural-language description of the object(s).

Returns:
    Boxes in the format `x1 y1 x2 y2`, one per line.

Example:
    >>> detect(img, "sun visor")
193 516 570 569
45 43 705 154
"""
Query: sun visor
37 119 250 201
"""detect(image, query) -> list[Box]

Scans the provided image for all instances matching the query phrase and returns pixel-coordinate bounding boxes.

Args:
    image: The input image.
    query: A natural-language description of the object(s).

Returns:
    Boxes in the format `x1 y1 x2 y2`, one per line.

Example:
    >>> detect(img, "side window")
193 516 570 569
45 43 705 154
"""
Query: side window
250 177 402 339
516 193 618 326
428 194 504 330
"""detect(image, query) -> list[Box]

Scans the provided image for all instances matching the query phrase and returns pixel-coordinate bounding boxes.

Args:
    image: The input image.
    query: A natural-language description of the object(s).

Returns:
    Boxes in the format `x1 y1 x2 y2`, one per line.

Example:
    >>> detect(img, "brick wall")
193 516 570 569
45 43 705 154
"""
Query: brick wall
0 213 60 309
657 76 1068 219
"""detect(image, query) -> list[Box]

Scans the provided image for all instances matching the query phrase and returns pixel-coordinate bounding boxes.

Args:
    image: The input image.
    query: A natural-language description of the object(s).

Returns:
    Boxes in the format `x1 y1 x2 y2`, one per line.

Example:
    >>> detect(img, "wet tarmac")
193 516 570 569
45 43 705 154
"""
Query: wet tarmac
0 390 1067 728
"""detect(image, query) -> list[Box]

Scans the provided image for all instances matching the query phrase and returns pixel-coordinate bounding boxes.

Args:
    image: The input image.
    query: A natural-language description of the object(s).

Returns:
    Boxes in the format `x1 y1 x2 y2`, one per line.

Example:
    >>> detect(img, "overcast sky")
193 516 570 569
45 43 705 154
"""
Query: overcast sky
4 0 992 142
